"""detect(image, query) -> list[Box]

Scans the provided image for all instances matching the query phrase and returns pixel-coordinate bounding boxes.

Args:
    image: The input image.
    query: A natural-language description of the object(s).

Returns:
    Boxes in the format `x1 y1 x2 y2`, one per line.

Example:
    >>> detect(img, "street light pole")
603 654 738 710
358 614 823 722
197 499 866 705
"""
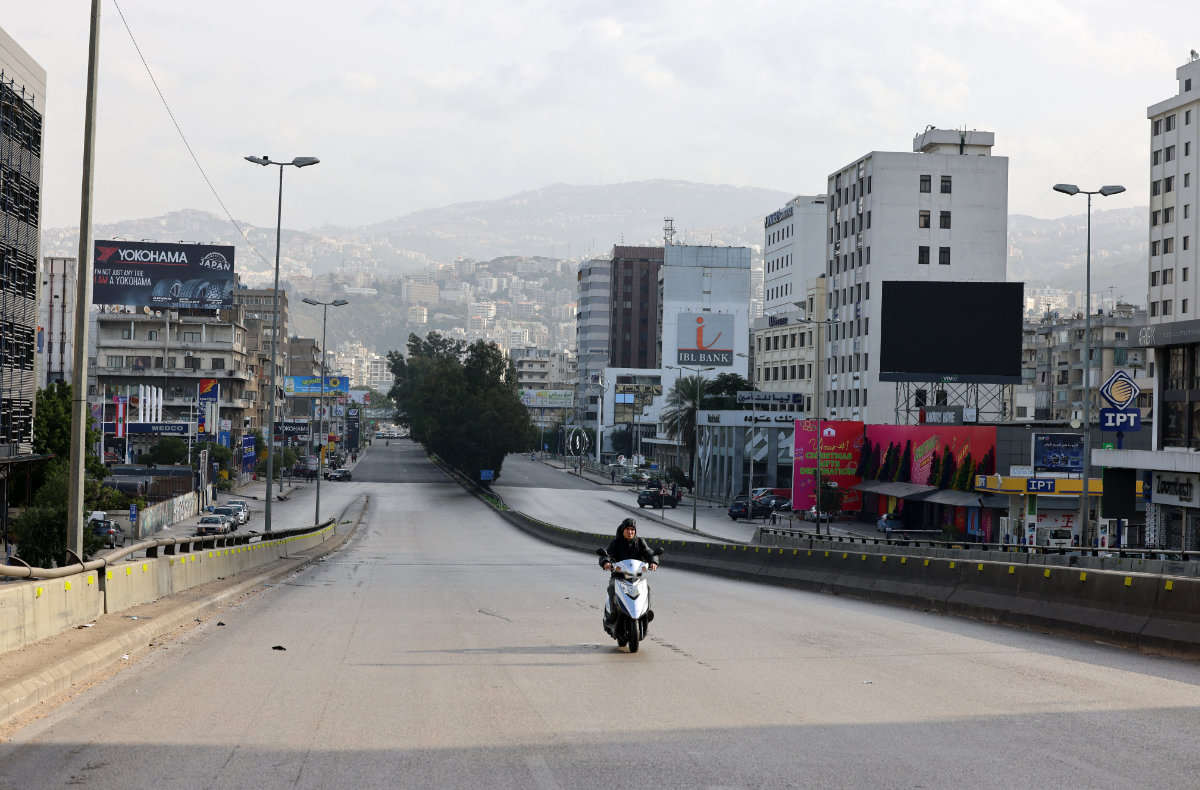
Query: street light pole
1053 183 1125 548
797 301 833 535
245 154 319 532
667 364 714 531
735 352 756 498
302 297 349 526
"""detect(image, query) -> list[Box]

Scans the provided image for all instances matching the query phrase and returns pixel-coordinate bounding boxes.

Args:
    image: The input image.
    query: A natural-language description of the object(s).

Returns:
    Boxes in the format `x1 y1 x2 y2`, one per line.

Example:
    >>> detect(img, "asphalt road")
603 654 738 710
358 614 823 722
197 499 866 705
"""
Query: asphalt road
2 441 1200 789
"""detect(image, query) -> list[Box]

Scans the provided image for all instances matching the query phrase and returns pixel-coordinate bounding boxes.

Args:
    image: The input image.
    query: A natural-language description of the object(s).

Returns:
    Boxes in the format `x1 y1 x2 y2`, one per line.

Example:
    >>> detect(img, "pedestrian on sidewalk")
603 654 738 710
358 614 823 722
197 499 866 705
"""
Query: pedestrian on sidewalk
610 468 616 484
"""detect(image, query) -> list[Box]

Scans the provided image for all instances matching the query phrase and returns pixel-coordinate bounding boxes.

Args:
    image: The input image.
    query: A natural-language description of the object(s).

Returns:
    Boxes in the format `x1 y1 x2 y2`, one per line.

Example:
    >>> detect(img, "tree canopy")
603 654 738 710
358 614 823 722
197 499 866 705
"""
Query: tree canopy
387 332 532 482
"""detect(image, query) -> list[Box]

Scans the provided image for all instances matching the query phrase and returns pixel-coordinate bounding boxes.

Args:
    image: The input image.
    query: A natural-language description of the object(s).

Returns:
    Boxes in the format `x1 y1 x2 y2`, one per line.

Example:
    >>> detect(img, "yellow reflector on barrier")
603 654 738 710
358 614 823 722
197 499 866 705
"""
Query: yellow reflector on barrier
126 567 132 576
881 556 887 563
87 574 94 585
1125 577 1133 587
35 586 42 598
949 562 956 569
842 553 848 560
901 557 907 564
1166 580 1174 591
977 564 984 572
861 554 867 561
142 563 148 572
106 570 113 580
64 581 71 591
1079 572 1087 582
1044 569 1052 578
923 559 929 567
1008 566 1015 575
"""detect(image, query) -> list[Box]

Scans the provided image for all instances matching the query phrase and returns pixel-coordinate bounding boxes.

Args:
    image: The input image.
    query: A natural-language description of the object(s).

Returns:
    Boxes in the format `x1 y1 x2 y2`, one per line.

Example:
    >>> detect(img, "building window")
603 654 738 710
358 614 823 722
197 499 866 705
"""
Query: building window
1164 300 1174 315
1165 237 1175 254
1152 241 1161 256
939 246 951 265
1186 173 1192 188
183 331 201 342
918 211 931 228
920 174 931 193
1165 206 1175 223
211 358 225 370
167 357 176 369
1185 299 1190 314
1154 119 1163 135
940 176 952 194
1186 237 1191 251
1153 210 1161 226
1164 268 1174 284
121 329 132 339
918 246 930 265
1152 180 1162 196
1154 149 1162 165
1167 145 1176 162
106 355 123 367
1166 175 1175 192
939 211 951 229
1151 270 1160 286
1187 142 1192 156
1151 302 1159 317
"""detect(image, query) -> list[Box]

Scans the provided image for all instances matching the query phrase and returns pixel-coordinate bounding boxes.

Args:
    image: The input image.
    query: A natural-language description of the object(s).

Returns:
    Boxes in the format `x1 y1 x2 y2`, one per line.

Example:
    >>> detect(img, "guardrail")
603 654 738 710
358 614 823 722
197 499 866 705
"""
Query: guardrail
472 495 1200 659
0 520 337 654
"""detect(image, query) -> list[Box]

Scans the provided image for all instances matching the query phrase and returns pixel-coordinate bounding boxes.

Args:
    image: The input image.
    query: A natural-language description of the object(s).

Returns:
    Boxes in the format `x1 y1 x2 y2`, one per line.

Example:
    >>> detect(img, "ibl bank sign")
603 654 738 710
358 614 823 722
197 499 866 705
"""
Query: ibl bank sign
676 313 734 366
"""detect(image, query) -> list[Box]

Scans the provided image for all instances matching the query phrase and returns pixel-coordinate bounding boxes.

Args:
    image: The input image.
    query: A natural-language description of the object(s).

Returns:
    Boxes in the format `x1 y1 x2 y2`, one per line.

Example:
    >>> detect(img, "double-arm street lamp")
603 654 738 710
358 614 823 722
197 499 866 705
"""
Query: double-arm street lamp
667 364 714 531
1052 183 1125 548
302 297 349 526
245 155 320 532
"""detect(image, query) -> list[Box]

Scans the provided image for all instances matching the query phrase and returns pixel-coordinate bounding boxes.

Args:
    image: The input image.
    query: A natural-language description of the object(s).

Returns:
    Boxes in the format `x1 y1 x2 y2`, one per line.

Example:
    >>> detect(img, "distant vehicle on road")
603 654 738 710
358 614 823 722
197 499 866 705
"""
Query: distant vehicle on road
637 488 677 508
729 496 772 520
877 513 903 532
327 468 352 481
90 519 126 548
196 516 228 536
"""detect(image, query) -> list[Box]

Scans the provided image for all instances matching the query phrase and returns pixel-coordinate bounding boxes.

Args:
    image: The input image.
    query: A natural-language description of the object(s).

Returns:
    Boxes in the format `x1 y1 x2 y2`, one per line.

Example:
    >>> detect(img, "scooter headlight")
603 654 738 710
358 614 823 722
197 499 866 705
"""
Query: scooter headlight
617 580 641 598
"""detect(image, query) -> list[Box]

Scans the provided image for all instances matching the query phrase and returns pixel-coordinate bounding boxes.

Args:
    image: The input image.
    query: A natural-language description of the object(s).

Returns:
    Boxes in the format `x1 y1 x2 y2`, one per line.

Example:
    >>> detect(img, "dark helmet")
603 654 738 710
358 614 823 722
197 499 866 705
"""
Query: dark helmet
616 517 637 537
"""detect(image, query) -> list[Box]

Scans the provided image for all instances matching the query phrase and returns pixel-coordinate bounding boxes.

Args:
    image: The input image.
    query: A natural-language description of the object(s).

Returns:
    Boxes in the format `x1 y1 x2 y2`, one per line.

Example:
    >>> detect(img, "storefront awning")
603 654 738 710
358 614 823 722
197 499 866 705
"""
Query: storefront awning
852 480 937 499
921 489 984 508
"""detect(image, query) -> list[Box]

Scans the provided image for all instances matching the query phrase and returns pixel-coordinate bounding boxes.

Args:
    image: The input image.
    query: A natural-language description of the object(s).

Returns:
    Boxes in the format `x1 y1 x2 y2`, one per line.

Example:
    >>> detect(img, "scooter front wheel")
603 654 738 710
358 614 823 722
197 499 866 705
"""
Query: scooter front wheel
626 617 640 653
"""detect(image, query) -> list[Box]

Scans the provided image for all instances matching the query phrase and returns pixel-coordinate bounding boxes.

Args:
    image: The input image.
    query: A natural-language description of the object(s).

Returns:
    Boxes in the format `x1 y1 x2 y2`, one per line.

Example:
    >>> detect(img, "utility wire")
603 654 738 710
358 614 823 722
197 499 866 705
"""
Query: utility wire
111 0 272 268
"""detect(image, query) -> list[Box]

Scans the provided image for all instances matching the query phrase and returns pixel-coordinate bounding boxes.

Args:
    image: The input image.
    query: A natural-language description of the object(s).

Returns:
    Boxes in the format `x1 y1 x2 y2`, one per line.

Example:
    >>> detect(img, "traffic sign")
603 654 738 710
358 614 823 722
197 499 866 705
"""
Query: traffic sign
480 470 495 481
1099 407 1141 431
1099 370 1140 410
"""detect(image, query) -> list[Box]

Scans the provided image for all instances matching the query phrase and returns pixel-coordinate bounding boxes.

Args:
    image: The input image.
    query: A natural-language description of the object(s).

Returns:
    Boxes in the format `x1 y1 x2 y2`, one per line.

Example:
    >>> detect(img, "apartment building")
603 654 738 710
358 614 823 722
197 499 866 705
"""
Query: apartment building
824 128 1009 424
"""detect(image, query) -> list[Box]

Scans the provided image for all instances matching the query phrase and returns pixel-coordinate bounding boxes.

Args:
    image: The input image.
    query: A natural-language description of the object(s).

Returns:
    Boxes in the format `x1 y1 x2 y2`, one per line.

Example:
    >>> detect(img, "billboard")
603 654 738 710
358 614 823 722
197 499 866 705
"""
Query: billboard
865 424 997 486
1032 432 1085 475
92 240 235 309
283 376 350 395
792 420 865 512
676 312 734 366
878 281 1023 383
197 379 219 436
519 389 573 408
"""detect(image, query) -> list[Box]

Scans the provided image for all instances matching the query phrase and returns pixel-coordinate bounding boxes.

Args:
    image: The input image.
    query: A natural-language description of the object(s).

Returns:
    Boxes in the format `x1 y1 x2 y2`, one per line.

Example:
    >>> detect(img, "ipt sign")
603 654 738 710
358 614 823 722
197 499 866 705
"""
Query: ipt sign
1098 370 1142 432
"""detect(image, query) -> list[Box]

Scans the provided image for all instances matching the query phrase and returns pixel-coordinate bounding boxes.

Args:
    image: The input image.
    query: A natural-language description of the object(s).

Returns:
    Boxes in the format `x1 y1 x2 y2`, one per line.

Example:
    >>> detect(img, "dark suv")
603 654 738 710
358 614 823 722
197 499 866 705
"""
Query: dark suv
728 497 772 520
90 519 127 548
637 489 677 508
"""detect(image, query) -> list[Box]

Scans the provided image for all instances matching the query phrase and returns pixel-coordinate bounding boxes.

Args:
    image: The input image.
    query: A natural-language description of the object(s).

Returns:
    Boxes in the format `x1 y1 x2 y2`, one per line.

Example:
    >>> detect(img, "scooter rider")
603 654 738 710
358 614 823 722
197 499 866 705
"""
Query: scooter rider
601 518 658 622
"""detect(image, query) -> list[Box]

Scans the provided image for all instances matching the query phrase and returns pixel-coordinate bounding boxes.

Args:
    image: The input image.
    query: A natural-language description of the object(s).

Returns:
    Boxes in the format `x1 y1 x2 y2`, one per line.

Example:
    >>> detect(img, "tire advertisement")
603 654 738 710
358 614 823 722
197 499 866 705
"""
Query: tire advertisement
92 240 235 309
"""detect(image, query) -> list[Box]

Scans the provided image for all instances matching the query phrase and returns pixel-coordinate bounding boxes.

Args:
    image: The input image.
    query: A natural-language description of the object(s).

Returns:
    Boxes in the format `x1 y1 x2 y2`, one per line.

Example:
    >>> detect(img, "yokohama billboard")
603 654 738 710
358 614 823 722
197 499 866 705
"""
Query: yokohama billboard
92 240 235 309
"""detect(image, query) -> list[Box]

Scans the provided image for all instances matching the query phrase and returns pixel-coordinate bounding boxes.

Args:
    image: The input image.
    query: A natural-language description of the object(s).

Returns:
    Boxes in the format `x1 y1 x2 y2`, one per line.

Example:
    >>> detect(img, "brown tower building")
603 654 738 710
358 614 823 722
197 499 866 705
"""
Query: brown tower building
607 245 664 369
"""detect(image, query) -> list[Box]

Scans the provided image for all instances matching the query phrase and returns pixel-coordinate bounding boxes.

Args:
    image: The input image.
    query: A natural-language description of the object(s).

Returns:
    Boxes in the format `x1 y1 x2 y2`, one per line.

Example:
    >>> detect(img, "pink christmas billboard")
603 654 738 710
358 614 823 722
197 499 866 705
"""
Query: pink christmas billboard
792 420 865 512
863 425 997 486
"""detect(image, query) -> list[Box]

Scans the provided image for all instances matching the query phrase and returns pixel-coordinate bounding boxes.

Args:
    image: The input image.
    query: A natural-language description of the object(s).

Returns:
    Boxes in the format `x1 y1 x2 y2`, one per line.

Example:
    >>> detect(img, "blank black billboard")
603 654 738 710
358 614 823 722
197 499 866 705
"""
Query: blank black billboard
878 281 1023 383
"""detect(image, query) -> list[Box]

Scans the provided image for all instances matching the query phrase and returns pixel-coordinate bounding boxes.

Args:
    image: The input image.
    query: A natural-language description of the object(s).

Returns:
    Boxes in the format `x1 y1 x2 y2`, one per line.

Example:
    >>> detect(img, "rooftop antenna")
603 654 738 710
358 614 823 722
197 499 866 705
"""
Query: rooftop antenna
1191 49 1199 62
663 217 676 246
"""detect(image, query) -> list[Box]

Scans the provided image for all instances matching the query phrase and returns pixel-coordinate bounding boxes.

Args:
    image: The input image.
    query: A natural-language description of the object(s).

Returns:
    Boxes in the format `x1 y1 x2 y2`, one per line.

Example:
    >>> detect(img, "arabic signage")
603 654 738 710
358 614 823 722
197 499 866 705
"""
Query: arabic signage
792 420 864 512
1032 433 1084 475
676 312 734 366
283 376 350 395
92 240 235 309
519 389 574 408
736 391 804 405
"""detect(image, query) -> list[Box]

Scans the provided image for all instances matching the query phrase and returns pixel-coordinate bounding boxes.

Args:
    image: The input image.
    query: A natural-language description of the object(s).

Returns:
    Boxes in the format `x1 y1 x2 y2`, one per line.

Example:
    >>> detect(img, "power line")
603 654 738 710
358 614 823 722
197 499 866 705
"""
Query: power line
111 0 272 268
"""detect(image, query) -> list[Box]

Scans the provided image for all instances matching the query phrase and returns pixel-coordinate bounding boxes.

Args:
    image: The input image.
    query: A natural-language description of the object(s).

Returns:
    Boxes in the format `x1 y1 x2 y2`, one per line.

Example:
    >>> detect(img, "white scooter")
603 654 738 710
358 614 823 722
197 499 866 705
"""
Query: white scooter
596 547 663 653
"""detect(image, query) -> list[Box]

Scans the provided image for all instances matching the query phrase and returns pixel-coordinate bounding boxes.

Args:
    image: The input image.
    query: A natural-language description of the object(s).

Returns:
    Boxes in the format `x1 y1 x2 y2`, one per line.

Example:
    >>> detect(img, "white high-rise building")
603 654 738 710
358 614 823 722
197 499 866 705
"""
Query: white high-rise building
573 257 611 425
824 128 1009 424
763 196 827 313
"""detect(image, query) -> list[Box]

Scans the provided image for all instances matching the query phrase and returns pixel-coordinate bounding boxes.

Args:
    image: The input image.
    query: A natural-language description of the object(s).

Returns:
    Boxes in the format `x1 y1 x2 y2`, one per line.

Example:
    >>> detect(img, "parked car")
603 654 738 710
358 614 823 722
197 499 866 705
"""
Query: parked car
805 507 834 522
637 488 677 508
196 515 229 536
728 496 773 520
877 513 904 532
328 468 352 481
227 499 251 522
90 519 126 548
755 494 791 511
211 506 242 529
619 470 649 484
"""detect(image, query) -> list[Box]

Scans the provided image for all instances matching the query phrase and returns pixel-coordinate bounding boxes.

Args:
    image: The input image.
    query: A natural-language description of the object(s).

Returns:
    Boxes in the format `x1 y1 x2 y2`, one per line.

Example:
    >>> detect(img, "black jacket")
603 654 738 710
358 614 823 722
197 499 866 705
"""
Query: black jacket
601 526 658 567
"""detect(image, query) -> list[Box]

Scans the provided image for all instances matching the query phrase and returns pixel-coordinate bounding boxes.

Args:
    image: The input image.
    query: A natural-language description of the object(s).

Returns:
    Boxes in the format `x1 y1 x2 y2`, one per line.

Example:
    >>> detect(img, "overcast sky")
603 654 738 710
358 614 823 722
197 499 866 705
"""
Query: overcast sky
7 1 1200 233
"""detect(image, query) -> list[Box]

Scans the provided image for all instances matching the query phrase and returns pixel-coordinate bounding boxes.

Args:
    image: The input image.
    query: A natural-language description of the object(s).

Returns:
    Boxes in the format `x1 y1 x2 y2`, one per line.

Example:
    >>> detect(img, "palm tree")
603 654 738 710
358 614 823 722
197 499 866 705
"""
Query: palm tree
660 374 711 486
